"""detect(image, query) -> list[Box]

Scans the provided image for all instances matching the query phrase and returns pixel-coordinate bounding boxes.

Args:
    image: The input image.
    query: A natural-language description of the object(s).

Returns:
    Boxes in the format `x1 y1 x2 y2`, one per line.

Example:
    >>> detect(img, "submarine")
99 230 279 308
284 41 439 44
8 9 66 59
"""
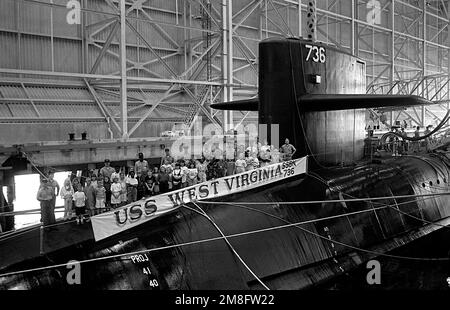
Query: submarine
1 36 450 290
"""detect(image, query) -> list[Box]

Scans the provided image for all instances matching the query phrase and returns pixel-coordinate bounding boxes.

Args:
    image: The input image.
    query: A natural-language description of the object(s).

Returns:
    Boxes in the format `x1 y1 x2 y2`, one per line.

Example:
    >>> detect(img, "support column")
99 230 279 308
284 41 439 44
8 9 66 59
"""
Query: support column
0 171 4 232
351 0 355 55
306 0 317 41
120 0 128 138
391 0 395 84
184 1 192 75
81 0 89 74
422 0 426 127
298 0 302 37
222 0 233 131
3 174 15 232
447 0 450 110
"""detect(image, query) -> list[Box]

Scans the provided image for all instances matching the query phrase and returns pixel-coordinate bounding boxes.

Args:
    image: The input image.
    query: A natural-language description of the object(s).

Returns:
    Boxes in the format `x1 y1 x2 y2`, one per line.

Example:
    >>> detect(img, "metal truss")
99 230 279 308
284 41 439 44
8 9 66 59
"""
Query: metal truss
368 73 450 130
1 0 450 143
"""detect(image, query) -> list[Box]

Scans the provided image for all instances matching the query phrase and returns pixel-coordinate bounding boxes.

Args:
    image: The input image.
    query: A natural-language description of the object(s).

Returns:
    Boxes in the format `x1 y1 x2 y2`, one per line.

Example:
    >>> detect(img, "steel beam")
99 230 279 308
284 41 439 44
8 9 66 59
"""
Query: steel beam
120 0 128 138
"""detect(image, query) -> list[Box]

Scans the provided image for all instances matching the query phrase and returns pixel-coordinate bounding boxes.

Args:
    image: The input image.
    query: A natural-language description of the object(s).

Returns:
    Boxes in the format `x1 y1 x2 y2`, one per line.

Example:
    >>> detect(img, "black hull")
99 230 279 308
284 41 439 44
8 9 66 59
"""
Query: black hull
1 154 450 290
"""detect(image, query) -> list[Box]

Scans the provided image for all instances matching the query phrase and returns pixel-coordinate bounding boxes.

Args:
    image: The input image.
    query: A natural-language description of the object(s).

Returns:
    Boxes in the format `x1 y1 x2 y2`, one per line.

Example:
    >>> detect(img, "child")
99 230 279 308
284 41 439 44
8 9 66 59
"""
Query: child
119 172 127 207
91 174 98 189
60 179 74 220
103 176 111 211
245 151 259 171
159 166 170 193
172 163 182 191
196 156 208 183
72 177 80 190
259 148 271 167
95 180 106 214
180 160 188 188
152 167 160 195
126 171 138 203
234 153 247 174
111 166 120 183
250 152 260 169
137 174 147 200
144 176 154 197
187 161 198 187
271 148 280 164
161 159 173 174
73 185 87 225
111 176 122 209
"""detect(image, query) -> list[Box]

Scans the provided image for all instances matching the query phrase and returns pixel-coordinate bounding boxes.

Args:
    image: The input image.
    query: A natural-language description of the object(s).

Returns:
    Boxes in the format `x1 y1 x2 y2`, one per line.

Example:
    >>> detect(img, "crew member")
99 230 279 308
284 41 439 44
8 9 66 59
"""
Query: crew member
161 148 174 166
424 125 432 152
413 126 421 153
100 159 115 179
36 177 56 227
135 152 149 177
281 138 297 161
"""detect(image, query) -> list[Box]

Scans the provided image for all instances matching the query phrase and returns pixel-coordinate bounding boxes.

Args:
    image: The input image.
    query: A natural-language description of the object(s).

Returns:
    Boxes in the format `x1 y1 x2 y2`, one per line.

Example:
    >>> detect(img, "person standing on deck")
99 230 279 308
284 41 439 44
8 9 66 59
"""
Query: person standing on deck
196 156 208 183
126 171 138 202
280 138 296 161
47 171 60 218
91 174 98 190
234 153 247 174
152 167 160 195
137 173 147 200
110 177 122 209
103 176 112 211
119 172 127 206
158 166 170 193
110 167 120 183
424 125 432 152
60 179 74 220
161 148 175 167
413 126 421 153
37 177 56 227
99 159 115 180
186 161 198 187
83 177 96 218
180 160 188 188
171 163 183 191
135 153 149 177
73 185 87 225
94 180 106 215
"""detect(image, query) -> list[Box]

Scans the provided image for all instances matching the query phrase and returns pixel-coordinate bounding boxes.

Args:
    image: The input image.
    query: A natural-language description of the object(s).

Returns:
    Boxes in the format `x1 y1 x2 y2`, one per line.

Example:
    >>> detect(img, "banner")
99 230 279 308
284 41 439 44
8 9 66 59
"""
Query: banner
91 157 308 241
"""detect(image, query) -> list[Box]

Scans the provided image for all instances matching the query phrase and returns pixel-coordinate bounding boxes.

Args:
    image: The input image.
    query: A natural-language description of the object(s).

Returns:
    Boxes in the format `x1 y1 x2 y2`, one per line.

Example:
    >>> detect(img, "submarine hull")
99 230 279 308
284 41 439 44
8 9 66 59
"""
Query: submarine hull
1 154 450 290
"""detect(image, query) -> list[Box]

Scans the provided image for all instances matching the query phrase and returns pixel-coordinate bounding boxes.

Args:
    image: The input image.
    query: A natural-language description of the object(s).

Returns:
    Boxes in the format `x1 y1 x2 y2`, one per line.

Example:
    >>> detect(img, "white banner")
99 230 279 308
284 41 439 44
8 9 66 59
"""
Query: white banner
91 157 308 241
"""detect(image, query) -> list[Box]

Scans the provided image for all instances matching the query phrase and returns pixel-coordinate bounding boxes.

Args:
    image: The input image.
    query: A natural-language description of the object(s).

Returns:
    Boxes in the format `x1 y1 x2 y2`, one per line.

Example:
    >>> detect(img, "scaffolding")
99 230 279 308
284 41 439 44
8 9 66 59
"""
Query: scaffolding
0 0 449 143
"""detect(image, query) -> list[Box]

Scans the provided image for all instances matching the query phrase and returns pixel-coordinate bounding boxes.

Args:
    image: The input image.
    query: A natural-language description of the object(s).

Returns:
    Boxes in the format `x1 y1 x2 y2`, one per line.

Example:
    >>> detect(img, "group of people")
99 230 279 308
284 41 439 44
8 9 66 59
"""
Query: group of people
36 138 297 227
385 125 434 155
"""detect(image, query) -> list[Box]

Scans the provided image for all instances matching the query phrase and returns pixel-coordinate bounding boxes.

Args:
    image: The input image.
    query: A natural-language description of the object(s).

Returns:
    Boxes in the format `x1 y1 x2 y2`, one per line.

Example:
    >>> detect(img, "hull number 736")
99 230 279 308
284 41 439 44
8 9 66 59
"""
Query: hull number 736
305 44 326 63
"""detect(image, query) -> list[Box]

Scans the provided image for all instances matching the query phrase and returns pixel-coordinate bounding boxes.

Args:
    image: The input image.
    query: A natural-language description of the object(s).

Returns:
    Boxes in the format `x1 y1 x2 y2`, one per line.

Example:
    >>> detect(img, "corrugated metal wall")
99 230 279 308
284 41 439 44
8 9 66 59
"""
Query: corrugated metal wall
1 0 449 144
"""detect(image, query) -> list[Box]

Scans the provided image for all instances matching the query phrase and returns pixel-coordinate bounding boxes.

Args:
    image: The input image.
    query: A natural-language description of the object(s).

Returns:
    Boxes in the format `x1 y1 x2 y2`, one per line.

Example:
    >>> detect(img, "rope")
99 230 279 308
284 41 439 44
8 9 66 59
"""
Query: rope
185 202 270 290
217 201 450 262
196 191 450 205
307 171 450 231
0 219 80 243
3 171 450 276
1 196 449 279
22 152 88 181
22 152 50 181
341 191 450 230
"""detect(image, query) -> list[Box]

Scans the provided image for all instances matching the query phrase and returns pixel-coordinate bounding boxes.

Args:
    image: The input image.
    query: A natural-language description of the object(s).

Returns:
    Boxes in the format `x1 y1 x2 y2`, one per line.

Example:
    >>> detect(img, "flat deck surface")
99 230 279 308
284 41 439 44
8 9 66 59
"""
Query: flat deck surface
0 220 94 270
